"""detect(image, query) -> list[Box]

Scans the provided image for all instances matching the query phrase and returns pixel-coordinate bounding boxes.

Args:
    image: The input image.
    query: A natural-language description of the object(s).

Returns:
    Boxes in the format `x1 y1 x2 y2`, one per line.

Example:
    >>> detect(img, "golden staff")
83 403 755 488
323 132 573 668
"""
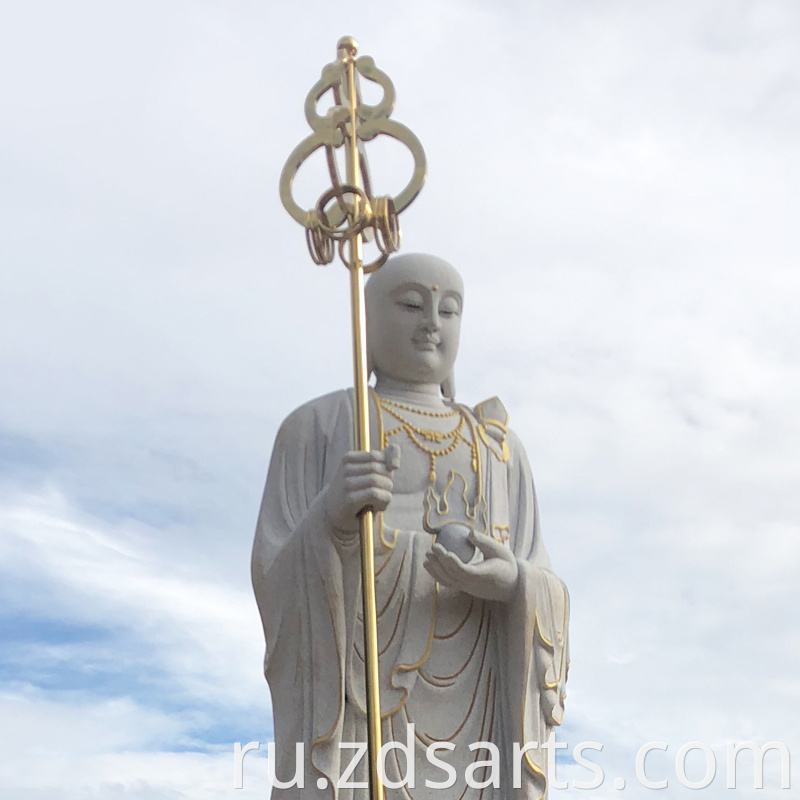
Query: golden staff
279 36 426 800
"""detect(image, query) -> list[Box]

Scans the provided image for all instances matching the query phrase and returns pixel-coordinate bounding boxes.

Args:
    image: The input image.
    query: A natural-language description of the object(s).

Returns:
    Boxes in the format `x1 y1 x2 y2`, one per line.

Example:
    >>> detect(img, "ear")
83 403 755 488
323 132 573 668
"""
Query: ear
441 370 456 400
367 334 375 378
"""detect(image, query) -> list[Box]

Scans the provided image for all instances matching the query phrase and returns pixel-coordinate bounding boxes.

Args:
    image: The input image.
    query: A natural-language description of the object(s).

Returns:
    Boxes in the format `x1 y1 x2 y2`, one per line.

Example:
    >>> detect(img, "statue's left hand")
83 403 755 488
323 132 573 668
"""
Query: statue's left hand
423 532 518 602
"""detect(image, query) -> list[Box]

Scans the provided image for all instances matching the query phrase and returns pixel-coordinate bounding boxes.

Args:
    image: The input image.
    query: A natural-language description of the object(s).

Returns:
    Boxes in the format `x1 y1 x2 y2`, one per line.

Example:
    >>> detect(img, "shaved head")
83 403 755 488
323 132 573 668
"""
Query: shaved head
365 253 463 397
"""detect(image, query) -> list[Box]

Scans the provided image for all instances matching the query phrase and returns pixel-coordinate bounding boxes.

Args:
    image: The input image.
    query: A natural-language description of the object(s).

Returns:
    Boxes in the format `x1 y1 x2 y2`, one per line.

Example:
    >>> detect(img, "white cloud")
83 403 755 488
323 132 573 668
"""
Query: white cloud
0 491 266 709
1 0 799 797
0 689 269 799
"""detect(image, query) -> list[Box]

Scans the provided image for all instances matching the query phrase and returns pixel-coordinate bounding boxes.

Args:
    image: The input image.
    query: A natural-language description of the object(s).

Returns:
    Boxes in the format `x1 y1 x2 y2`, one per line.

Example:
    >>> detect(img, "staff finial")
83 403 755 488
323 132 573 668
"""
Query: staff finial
279 38 426 271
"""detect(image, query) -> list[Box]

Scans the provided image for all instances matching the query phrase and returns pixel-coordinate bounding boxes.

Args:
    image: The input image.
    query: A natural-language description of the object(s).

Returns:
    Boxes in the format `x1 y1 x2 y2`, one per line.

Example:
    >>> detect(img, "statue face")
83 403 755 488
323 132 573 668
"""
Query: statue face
366 254 464 387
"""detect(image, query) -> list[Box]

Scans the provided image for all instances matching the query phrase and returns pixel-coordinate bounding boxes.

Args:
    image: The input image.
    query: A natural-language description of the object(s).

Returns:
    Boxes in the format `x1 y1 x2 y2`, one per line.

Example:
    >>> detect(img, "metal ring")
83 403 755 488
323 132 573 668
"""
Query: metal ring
316 183 373 240
304 211 335 265
373 196 401 256
337 238 389 274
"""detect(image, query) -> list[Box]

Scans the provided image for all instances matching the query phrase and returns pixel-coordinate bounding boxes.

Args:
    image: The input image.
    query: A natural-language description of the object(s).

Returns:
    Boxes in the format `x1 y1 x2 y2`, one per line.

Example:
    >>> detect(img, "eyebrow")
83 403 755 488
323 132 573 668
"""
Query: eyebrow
391 282 425 294
390 281 426 294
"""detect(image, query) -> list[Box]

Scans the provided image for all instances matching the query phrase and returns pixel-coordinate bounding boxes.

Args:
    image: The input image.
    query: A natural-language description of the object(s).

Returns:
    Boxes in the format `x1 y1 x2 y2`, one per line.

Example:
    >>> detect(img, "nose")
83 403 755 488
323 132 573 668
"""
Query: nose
423 305 441 332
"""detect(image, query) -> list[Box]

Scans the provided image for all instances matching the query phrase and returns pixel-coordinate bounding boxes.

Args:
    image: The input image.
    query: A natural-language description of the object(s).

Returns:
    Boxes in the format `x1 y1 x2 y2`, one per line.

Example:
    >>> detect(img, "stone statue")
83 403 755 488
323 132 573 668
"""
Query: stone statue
252 253 570 799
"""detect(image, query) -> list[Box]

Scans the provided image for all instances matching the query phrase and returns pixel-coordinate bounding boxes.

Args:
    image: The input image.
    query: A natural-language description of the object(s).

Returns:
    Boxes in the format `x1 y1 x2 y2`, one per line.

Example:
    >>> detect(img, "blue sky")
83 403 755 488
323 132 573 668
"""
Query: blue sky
1 1 799 797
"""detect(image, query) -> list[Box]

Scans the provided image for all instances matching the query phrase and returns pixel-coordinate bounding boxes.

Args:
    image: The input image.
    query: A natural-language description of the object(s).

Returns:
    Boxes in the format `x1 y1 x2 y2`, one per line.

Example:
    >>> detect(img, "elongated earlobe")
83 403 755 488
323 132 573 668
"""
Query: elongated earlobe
441 371 456 400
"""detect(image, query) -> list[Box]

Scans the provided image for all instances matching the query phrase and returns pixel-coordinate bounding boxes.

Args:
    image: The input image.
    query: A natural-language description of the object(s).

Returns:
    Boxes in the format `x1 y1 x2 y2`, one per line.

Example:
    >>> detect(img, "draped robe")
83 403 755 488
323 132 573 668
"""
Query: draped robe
252 390 569 799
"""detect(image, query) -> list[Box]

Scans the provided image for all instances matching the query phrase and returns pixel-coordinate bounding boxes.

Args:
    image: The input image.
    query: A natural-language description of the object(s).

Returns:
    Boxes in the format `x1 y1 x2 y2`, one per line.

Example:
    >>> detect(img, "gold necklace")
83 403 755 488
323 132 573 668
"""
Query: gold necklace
378 399 478 482
379 396 459 419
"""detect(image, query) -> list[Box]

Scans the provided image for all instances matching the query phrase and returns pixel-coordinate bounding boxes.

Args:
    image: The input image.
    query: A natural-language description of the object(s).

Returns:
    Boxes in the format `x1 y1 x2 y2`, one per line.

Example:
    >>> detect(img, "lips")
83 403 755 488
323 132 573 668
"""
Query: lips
413 337 440 350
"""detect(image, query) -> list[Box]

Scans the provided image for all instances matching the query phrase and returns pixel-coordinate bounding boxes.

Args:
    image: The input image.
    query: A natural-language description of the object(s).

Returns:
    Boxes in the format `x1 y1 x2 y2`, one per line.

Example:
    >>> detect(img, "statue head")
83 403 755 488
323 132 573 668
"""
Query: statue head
366 253 463 399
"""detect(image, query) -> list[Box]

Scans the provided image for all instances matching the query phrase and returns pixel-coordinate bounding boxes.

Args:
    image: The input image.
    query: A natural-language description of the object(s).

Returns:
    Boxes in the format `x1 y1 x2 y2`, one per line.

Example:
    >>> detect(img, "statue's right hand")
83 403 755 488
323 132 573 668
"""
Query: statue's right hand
323 446 399 540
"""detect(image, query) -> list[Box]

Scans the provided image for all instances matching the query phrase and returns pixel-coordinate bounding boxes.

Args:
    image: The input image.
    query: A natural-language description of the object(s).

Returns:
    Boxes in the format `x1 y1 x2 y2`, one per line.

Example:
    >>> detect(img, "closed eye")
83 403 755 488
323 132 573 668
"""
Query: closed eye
439 303 461 317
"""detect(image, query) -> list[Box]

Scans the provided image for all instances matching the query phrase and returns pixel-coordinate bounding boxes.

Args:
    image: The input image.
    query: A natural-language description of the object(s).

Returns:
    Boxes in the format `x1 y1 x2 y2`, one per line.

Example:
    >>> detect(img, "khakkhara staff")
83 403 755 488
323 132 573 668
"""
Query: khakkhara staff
278 36 427 800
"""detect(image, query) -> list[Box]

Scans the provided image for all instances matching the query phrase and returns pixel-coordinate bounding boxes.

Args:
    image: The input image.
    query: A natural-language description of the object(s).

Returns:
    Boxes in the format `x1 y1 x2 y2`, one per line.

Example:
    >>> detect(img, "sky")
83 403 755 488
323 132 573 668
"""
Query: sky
1 0 799 797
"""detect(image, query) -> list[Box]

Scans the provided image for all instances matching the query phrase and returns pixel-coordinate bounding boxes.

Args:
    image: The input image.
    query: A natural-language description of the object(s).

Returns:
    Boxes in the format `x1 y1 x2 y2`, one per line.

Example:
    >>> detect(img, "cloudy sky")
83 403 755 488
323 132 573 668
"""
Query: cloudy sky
1 1 798 797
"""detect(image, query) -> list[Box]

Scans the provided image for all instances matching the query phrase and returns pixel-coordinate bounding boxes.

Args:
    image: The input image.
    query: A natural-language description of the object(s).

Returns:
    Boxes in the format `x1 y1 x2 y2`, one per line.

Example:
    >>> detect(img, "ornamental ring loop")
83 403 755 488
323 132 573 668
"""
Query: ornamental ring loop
304 210 335 265
372 195 401 256
337 238 390 274
316 183 373 241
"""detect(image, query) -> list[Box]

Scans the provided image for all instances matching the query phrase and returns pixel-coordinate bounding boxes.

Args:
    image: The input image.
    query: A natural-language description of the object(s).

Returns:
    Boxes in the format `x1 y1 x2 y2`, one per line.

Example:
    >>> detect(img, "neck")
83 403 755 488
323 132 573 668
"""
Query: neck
374 376 447 409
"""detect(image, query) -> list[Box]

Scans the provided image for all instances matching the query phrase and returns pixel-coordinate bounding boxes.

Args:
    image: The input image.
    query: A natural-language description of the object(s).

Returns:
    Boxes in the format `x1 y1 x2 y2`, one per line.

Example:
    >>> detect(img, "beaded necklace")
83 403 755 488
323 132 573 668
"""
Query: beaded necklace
378 397 478 482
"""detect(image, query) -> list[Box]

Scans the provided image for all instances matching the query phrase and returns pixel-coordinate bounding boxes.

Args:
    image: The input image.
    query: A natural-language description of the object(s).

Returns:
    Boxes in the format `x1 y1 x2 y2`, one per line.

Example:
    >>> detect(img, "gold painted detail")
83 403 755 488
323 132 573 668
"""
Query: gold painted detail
424 471 488 536
378 399 478 482
376 513 399 551
491 524 510 543
474 397 511 462
379 397 458 419
382 581 439 718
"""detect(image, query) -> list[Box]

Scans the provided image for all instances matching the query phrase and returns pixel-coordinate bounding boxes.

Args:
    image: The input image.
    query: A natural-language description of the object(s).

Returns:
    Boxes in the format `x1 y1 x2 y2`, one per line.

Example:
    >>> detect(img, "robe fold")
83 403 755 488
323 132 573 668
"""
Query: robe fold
252 390 569 799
